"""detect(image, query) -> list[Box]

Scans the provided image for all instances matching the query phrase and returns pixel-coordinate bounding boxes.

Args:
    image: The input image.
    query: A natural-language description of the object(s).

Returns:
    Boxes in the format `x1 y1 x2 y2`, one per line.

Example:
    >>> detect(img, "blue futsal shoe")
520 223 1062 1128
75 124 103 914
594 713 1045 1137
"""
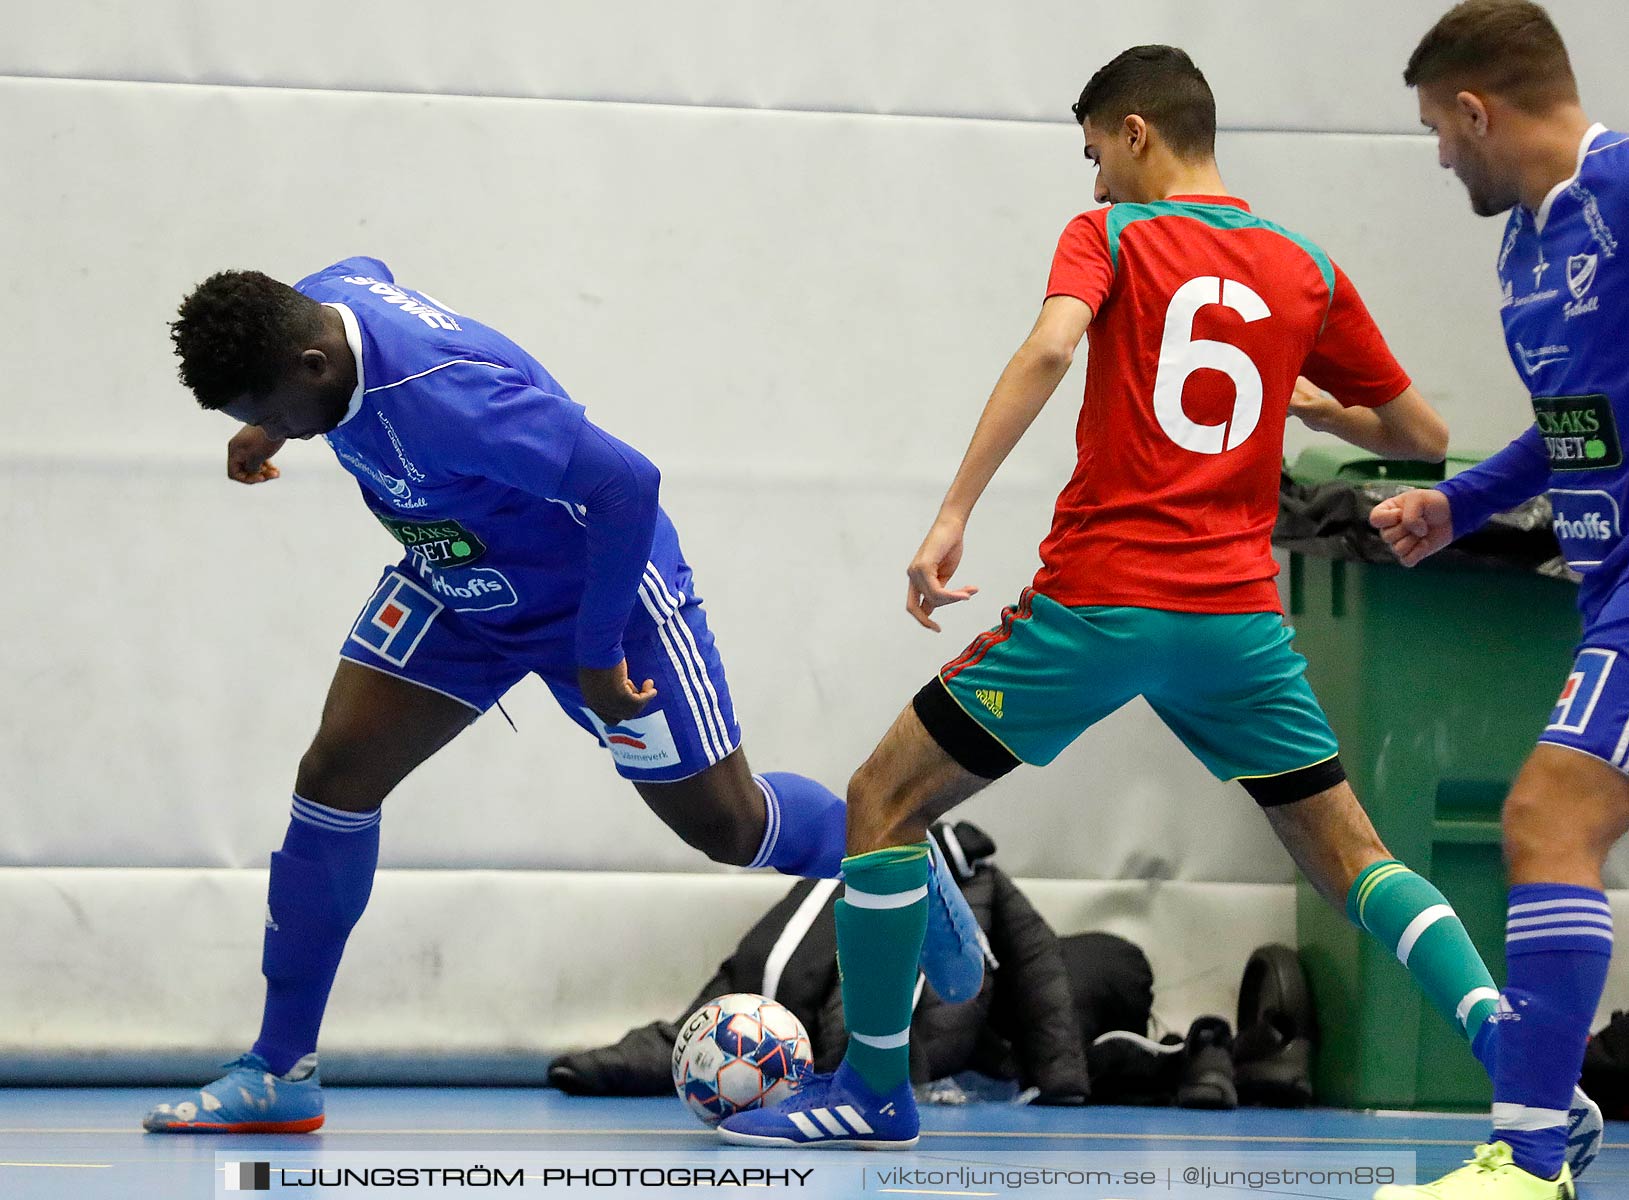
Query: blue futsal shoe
918 838 996 1003
719 1062 918 1149
142 1052 324 1133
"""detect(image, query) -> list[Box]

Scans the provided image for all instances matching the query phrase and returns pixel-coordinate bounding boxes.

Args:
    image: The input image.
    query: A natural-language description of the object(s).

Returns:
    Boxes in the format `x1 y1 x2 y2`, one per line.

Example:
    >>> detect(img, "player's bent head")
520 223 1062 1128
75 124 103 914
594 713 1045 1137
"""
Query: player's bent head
171 270 349 439
1405 1 1579 216
1072 45 1216 202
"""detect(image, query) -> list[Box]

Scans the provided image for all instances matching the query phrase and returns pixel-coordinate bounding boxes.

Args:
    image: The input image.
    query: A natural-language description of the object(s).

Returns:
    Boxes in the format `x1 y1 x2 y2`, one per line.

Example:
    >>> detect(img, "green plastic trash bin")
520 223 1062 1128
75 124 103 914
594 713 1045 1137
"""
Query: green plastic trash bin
1282 446 1580 1110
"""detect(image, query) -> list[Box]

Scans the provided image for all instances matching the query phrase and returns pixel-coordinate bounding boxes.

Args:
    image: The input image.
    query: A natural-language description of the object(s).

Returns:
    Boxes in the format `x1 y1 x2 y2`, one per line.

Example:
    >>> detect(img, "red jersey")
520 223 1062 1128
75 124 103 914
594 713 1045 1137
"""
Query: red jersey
1034 195 1410 612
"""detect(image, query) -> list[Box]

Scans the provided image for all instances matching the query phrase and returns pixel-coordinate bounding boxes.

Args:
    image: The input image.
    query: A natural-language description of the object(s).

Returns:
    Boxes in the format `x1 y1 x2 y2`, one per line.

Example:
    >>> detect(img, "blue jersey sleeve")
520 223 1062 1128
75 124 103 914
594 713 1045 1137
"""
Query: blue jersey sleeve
552 423 662 669
1435 425 1549 536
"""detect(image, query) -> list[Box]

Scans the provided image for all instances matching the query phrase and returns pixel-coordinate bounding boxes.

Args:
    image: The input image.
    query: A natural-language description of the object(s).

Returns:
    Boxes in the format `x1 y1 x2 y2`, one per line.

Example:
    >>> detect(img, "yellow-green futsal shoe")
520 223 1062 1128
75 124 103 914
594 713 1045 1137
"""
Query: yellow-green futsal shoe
1374 1142 1573 1200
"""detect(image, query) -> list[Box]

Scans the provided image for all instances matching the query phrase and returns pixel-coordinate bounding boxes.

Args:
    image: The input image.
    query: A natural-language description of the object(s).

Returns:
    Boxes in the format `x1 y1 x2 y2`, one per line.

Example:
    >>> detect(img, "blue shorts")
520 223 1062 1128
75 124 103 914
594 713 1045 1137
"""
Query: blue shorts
1540 635 1629 774
338 565 741 783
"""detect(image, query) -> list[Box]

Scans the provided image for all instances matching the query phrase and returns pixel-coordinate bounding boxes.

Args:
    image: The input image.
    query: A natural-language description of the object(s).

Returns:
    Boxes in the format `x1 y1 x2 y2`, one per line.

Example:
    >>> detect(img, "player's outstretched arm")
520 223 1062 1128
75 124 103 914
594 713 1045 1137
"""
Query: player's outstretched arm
907 295 1092 631
1288 380 1448 462
226 424 285 484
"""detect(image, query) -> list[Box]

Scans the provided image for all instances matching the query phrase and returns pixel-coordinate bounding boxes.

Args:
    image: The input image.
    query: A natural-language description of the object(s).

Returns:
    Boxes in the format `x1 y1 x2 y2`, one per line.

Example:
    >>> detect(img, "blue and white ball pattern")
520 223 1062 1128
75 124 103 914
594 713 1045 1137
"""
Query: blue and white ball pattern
672 993 813 1125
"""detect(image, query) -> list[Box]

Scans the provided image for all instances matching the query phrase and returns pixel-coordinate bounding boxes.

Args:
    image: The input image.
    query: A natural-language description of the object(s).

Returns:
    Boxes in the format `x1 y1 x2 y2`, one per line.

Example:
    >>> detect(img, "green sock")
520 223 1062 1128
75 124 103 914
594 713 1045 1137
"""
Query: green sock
1348 859 1500 1064
836 843 931 1095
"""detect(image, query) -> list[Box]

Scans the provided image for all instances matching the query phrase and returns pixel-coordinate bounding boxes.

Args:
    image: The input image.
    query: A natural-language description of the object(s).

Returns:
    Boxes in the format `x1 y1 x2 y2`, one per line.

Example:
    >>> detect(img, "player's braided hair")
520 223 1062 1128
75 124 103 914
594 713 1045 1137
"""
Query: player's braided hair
170 270 324 409
1072 45 1216 161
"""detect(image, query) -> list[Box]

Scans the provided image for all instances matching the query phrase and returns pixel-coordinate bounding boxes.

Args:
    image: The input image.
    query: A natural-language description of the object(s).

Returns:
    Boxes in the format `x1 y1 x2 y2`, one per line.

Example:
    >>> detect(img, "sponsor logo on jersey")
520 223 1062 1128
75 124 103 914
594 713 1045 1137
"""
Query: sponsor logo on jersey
1565 252 1601 319
377 516 488 567
376 411 427 482
341 276 462 332
1550 488 1623 568
1510 288 1560 309
1532 394 1620 470
1553 511 1615 540
408 559 519 612
1498 212 1522 274
1548 647 1617 733
332 446 426 509
349 571 443 667
1533 252 1551 289
1515 341 1571 376
579 708 681 771
974 688 1005 719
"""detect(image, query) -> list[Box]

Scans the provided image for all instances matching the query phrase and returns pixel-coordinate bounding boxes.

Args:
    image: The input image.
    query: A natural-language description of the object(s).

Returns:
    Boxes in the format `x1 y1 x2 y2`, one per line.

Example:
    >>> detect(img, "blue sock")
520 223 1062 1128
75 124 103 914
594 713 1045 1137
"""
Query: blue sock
748 772 845 879
251 795 381 1075
1493 883 1613 1180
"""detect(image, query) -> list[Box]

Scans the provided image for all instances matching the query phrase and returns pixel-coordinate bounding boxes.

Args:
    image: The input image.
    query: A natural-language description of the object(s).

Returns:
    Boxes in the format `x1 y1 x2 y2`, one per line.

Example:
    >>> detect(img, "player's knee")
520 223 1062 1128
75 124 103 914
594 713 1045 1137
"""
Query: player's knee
295 734 390 813
1501 755 1606 874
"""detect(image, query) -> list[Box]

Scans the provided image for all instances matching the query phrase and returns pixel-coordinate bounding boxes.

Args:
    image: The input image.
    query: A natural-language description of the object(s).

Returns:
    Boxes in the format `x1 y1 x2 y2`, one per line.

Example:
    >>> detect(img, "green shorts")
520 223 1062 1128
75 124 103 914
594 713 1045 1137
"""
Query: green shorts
931 590 1340 797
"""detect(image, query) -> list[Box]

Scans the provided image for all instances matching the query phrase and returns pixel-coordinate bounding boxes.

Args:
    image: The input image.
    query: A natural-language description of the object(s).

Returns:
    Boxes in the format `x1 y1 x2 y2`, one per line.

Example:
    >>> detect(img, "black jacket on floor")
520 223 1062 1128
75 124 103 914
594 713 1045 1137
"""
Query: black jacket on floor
548 823 1092 1104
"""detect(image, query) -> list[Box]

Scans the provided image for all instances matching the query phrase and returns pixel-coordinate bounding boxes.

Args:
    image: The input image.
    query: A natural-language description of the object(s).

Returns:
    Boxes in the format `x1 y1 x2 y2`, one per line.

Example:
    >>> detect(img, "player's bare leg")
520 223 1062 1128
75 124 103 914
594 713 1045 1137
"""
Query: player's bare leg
1504 745 1629 888
847 703 992 854
1263 780 1390 906
144 662 476 1134
296 661 479 811
634 748 770 867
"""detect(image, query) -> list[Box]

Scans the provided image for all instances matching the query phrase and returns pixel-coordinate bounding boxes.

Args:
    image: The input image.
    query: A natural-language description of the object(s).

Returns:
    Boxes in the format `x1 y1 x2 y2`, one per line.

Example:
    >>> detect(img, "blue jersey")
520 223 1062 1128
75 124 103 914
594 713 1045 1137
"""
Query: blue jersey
294 257 684 665
1441 125 1629 625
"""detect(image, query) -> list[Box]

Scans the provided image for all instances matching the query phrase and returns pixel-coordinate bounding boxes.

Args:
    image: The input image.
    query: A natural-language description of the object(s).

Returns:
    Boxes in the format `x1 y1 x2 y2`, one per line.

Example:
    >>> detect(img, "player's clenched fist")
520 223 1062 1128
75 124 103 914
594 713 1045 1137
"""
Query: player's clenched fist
578 662 658 724
1368 488 1454 568
227 424 285 484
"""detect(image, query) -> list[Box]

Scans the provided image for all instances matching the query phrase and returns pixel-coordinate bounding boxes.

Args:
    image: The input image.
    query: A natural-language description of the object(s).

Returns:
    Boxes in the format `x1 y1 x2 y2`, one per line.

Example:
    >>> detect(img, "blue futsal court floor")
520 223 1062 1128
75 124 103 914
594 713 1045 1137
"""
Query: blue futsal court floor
1 1089 1623 1198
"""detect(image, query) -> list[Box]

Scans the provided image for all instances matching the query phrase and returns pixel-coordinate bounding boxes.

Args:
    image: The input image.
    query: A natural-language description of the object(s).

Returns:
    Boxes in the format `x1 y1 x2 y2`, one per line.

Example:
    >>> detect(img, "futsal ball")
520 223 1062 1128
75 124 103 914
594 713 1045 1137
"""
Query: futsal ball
671 992 813 1125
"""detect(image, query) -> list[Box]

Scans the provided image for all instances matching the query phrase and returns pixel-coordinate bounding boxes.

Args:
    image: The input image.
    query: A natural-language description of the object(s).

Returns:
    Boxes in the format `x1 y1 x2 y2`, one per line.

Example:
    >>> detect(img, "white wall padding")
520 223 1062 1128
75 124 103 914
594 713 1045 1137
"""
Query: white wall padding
5 2 1628 135
0 867 1295 1083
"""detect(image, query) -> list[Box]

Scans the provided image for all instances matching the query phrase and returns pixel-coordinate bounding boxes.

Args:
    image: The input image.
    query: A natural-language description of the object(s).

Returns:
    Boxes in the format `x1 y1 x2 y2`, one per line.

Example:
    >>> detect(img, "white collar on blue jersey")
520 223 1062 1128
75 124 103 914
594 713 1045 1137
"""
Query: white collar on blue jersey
1535 121 1608 233
325 302 367 428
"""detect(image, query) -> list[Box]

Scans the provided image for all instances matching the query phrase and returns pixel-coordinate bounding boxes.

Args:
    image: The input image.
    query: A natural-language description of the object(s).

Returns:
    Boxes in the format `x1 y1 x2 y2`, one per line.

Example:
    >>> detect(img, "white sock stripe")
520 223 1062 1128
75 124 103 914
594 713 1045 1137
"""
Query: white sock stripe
1507 897 1612 916
811 1108 847 1136
643 566 732 758
835 1105 874 1134
1507 912 1613 930
1492 1102 1570 1131
289 799 381 831
1455 987 1501 1029
748 776 781 870
851 1028 911 1050
1395 905 1455 967
1506 926 1615 945
844 884 929 910
787 1112 824 1139
291 795 379 824
638 583 721 764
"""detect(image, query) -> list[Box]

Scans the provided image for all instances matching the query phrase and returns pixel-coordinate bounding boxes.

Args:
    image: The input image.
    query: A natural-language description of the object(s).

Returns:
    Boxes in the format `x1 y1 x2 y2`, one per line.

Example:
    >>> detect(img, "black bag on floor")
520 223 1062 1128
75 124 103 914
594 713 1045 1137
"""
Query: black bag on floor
1582 1010 1629 1121
548 822 1089 1104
